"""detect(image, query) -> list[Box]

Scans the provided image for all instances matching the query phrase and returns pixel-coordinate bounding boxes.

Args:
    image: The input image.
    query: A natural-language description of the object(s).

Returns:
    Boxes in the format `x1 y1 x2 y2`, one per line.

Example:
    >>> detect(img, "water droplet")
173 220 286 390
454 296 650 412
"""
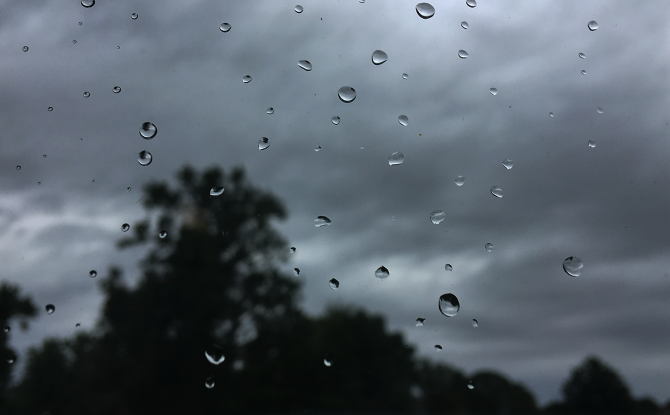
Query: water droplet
78 22 82 26
131 13 138 20
139 122 157 139
588 140 596 148
489 87 499 96
47 107 53 111
83 91 90 98
328 278 339 290
388 152 404 166
294 268 300 276
266 107 274 115
22 46 29 52
549 112 554 117
258 137 270 150
137 151 153 166
337 86 356 103
45 304 55 314
122 223 130 232
467 381 474 389
117 46 120 49
331 116 340 125
502 159 513 169
430 210 445 225
72 40 77 44
472 319 479 328
159 230 168 239
371 50 388 65
7 358 15 364
398 115 409 126
402 73 408 79
485 243 493 252
415 318 425 327
3 326 9 333
81 0 94 8
461 21 469 29
324 357 333 367
219 23 231 32
445 264 452 271
210 187 224 196
455 176 465 186
578 52 586 59
597 107 604 114
466 0 476 7
438 293 460 317
314 146 322 152
290 247 296 253
458 50 469 59
242 75 252 83
581 70 587 75
15 166 21 171
205 376 215 389
76 323 81 327
294 5 303 13
298 60 312 71
127 187 131 192
563 256 583 277
490 186 503 198
588 20 598 31
315 216 332 227
375 266 389 280
434 345 442 351
43 154 47 158
89 270 97 278
112 86 121 93
415 3 435 19
205 349 225 365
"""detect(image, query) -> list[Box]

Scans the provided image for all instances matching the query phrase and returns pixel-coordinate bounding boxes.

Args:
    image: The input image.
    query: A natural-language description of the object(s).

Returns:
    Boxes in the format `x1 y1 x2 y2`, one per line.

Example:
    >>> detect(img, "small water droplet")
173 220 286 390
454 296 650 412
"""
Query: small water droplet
415 3 435 19
578 52 586 59
72 39 77 44
266 107 274 114
398 115 409 126
78 22 82 26
219 23 231 32
7 358 15 364
402 73 408 79
294 268 300 276
45 304 55 314
22 46 29 52
298 60 312 71
375 266 389 280
314 146 322 152
502 159 513 169
490 186 503 198
328 278 339 290
430 210 445 225
258 137 270 150
205 349 225 365
121 223 130 232
467 381 474 389
89 270 97 278
315 216 332 227
581 70 587 75
131 13 138 20
83 91 90 98
81 0 94 8
139 122 157 139
597 107 604 114
127 187 131 192
205 376 215 389
117 46 120 49
472 319 479 328
290 247 296 253
588 140 596 148
371 50 388 65
458 50 469 59
415 318 425 327
434 345 442 351
485 243 493 252
243 75 252 83
388 152 404 166
37 182 41 185
549 112 554 117
438 293 460 317
137 150 153 166
15 166 21 171
294 5 303 13
563 256 583 277
466 0 476 7
461 21 469 29
445 264 452 271
324 357 333 367
112 86 121 93
47 107 53 111
210 187 224 196
337 86 356 103
455 176 465 186
159 230 168 239
331 116 340 125
76 323 81 327
588 20 598 31
3 326 9 333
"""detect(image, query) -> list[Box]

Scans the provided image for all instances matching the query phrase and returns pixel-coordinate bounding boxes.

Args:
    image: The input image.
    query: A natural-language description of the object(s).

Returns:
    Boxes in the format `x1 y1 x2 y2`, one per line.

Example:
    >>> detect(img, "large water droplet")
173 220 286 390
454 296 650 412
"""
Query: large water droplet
242 75 252 83
485 243 493 252
81 0 94 8
398 115 409 126
438 293 460 317
375 266 389 280
89 270 97 278
337 86 356 103
127 187 131 192
402 73 408 79
159 230 168 239
578 52 586 59
267 107 274 114
588 140 596 148
47 107 53 111
131 13 138 20
415 318 425 327
455 176 465 186
3 326 10 333
139 122 157 139
298 60 312 71
258 137 270 150
461 21 469 29
563 256 583 277
294 5 303 13
490 88 498 95
597 107 604 114
466 0 476 7
210 187 224 196
45 304 55 314
290 247 296 253
219 23 231 32
490 186 503 198
371 50 388 65
314 146 322 152
7 357 15 364
137 151 152 166
472 319 479 328
205 349 225 365
205 376 215 389
502 159 513 169
458 50 469 59
122 223 130 232
415 3 435 19
22 46 29 52
324 357 333 367
549 112 554 117
15 166 21 171
581 70 587 75
83 91 90 98
388 152 404 166
331 116 340 125
112 86 121 93
434 345 443 351
315 216 332 227
588 20 598 31
445 264 452 272
430 210 445 225
329 278 339 290
467 381 474 389
294 268 300 276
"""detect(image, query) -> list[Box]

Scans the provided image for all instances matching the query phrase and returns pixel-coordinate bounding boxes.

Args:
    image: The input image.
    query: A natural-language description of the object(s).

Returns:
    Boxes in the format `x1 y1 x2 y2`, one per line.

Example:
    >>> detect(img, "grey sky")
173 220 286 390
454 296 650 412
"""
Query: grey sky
1 0 670 405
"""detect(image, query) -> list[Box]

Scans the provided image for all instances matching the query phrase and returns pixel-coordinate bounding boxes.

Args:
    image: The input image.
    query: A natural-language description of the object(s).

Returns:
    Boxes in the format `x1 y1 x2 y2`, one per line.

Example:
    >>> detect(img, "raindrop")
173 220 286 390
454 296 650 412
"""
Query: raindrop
578 52 586 59
415 3 435 19
7 358 15 364
219 23 231 32
588 140 596 148
45 304 55 314
78 22 82 26
112 86 121 93
314 216 332 227
388 152 404 166
139 122 157 139
466 0 476 7
485 243 493 252
502 159 513 169
122 223 130 232
455 176 465 186
549 112 554 117
402 73 408 79
314 146 322 152
76 323 81 327
490 186 503 198
294 5 303 13
83 91 90 98
582 70 588 75
15 166 21 171
398 115 409 126
89 270 97 278
597 107 604 114
294 268 300 276
3 326 9 333
472 319 479 328
81 0 94 8
47 107 53 111
331 116 341 125
415 318 425 327
131 13 138 20
461 21 469 29
434 345 442 351
438 293 460 317
72 40 77 44
43 154 47 158
375 266 389 280
205 350 225 365
22 46 29 52
328 278 339 290
458 50 469 59
266 107 274 114
324 357 333 367
430 210 445 225
243 75 252 83
127 187 131 192
298 60 312 71
337 86 356 103
205 376 215 389
290 247 296 253
468 382 474 390
258 137 270 150
563 256 583 277
210 187 224 196
137 151 153 166
159 230 168 239
371 50 388 65
489 88 498 95
588 20 598 31
445 264 452 271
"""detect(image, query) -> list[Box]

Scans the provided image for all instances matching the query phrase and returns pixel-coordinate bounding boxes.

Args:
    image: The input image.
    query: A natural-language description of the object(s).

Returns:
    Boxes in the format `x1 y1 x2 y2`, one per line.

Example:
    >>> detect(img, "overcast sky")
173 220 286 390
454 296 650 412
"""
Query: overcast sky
2 0 670 405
